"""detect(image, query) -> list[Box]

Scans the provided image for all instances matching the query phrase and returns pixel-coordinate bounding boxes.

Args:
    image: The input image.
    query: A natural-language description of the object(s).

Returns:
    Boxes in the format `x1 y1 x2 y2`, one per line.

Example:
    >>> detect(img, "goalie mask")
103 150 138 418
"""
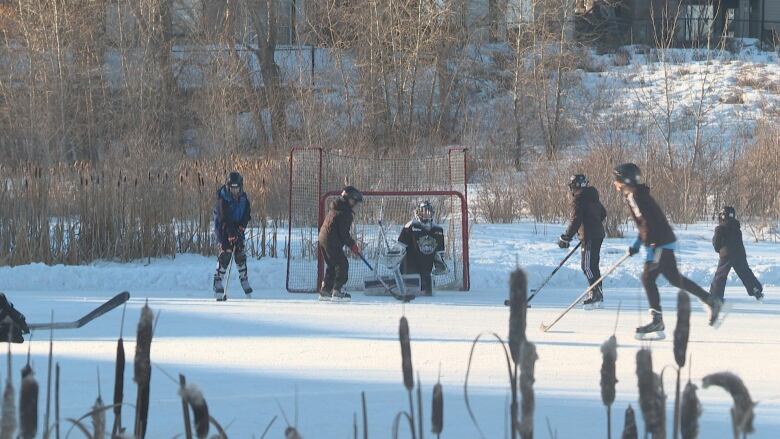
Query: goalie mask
415 201 435 229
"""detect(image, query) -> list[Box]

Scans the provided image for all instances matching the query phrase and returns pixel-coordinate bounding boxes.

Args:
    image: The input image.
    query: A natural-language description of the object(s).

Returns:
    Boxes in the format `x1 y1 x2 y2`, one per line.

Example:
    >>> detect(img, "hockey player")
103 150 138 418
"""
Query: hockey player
318 186 363 302
613 163 723 339
558 174 607 309
709 206 764 301
213 171 252 301
0 293 28 343
398 201 447 296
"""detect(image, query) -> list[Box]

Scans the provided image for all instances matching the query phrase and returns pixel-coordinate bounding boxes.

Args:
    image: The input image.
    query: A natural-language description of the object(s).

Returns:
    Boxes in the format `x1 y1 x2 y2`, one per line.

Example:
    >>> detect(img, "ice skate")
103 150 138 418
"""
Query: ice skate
213 273 225 298
706 296 730 328
750 285 764 302
330 288 351 303
240 276 253 297
635 309 665 341
582 287 604 310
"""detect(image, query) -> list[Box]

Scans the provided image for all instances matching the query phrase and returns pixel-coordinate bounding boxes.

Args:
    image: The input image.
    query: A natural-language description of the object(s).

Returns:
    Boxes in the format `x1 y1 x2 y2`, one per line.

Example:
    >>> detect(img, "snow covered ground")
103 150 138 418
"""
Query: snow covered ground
1 222 778 438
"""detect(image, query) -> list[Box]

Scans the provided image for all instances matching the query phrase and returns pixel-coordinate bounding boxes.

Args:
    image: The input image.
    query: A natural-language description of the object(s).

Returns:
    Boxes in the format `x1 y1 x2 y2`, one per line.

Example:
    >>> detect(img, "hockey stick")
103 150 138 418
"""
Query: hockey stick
539 253 632 333
28 292 131 331
356 251 415 302
218 251 235 302
503 241 581 306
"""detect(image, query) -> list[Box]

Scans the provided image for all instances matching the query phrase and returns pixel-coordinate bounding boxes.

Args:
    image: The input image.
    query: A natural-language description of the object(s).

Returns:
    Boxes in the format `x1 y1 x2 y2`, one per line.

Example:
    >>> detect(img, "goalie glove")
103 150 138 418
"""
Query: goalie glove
433 252 448 275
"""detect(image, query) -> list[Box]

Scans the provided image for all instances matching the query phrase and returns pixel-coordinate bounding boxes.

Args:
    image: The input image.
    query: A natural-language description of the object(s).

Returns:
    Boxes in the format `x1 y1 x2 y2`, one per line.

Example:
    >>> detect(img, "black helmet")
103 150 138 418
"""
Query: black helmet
718 206 736 222
226 171 243 189
568 174 588 191
415 201 435 224
341 186 363 203
613 163 642 186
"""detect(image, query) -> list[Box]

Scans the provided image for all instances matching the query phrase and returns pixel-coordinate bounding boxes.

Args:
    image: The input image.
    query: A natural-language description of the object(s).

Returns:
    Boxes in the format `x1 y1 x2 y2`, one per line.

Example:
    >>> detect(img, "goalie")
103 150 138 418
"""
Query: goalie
398 201 447 296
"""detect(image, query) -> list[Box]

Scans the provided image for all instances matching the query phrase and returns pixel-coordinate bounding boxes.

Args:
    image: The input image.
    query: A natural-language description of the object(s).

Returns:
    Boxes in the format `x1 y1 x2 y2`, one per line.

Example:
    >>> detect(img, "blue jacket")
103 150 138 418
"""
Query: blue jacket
213 185 251 243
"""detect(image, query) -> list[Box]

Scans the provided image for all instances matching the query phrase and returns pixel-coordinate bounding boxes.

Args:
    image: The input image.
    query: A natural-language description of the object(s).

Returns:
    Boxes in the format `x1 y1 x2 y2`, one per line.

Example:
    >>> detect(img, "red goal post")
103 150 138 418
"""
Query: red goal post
286 147 470 293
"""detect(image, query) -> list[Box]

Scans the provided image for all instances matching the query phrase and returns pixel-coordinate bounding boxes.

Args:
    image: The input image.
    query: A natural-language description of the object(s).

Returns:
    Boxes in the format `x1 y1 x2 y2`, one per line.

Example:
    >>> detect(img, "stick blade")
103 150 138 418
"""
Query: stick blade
539 323 549 332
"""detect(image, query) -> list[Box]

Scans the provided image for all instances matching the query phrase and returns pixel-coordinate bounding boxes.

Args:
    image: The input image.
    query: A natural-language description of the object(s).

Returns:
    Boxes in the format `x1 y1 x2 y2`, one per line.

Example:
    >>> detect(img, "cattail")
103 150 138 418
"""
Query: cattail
92 395 106 439
702 372 755 435
673 292 691 439
285 426 303 439
518 341 538 439
508 268 528 364
399 317 414 391
621 405 638 439
398 317 417 439
179 383 210 439
113 336 126 436
673 292 690 369
601 335 618 439
601 335 618 407
431 382 443 436
1 378 16 439
18 365 37 439
134 303 154 439
636 349 666 438
680 382 701 439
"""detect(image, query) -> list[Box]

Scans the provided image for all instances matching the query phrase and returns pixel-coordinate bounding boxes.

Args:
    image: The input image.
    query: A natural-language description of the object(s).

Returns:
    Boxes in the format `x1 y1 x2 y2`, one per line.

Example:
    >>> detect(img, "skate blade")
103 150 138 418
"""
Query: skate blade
244 293 253 299
330 297 351 303
215 294 227 302
635 331 665 341
583 302 604 310
711 302 732 329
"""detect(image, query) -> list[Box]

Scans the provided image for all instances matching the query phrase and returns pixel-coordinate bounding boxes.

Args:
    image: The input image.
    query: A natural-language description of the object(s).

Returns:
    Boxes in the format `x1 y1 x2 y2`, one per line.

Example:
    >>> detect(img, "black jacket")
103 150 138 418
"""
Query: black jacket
563 186 607 242
713 218 746 260
319 198 356 249
398 221 445 274
623 184 676 247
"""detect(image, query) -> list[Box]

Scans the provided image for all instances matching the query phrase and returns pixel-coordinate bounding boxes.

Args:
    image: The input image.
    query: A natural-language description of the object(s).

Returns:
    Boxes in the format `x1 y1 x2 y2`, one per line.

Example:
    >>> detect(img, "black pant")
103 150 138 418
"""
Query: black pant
709 256 762 300
321 244 349 292
641 249 710 312
217 242 247 271
581 238 603 291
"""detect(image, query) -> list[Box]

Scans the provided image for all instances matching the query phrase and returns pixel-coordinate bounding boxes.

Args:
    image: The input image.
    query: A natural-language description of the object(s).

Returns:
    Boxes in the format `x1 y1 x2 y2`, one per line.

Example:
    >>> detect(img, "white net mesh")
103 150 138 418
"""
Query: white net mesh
286 148 469 293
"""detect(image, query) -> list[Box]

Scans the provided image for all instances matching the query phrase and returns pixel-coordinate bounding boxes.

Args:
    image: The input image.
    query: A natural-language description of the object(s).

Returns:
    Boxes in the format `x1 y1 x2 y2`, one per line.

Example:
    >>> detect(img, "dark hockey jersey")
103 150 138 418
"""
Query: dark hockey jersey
398 221 445 275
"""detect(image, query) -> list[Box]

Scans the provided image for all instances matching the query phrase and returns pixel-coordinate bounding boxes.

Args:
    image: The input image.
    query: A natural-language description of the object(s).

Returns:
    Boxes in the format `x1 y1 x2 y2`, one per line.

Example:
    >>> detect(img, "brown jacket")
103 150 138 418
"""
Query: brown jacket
319 198 356 250
623 184 676 247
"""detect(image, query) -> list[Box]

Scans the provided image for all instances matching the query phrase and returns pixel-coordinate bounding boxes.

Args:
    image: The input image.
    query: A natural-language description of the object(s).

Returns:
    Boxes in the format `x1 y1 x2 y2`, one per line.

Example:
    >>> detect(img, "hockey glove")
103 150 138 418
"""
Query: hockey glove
228 235 238 245
628 245 640 256
350 244 360 254
433 253 448 275
558 234 571 249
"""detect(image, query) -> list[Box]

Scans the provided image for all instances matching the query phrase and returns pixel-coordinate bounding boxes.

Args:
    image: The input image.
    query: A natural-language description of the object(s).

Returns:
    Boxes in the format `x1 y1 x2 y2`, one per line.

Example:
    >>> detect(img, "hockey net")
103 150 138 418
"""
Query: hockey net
286 148 469 293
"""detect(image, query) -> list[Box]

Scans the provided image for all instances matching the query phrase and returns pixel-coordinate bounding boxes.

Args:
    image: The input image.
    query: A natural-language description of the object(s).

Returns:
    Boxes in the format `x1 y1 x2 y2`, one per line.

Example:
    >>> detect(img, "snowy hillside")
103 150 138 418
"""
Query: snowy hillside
1 222 778 438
